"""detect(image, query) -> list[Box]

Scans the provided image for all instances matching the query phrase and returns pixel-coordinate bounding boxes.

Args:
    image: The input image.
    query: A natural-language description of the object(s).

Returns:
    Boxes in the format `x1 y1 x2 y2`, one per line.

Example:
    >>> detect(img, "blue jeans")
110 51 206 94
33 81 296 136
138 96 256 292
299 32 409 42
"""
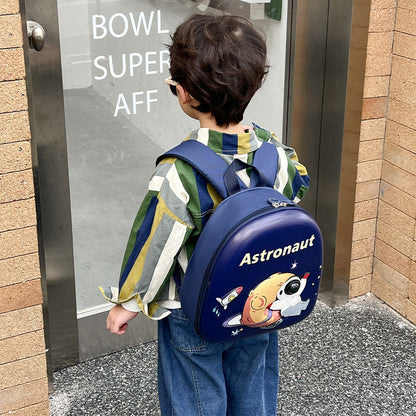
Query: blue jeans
157 308 279 416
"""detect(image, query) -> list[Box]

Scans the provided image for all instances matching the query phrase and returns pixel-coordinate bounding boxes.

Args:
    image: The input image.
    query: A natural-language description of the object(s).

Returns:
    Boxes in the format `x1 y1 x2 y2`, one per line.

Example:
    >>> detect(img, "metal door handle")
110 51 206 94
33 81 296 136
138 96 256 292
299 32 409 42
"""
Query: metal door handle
27 21 46 51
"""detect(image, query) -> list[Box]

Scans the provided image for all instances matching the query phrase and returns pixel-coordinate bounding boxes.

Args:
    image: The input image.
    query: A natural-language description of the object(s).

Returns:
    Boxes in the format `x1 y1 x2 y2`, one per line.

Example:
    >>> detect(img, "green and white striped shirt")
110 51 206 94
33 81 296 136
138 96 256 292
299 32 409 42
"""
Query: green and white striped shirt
100 125 309 320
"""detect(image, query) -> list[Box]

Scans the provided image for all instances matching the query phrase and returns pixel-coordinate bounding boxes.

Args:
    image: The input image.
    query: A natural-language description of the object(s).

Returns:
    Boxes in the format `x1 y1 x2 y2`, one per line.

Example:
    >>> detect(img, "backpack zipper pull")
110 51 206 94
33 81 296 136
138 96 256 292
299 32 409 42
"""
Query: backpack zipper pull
268 198 296 208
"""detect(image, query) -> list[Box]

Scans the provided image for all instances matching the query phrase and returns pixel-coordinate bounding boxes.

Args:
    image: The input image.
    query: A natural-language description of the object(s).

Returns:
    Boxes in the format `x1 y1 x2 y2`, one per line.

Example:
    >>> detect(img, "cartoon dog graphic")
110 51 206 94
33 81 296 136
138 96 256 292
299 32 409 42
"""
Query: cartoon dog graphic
222 272 310 330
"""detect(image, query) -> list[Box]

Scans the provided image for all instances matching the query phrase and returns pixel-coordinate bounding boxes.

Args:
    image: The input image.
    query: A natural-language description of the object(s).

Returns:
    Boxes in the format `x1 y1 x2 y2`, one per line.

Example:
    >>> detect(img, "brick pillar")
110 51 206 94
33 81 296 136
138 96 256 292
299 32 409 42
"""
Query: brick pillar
351 0 416 326
374 0 416 324
349 0 394 297
0 0 50 414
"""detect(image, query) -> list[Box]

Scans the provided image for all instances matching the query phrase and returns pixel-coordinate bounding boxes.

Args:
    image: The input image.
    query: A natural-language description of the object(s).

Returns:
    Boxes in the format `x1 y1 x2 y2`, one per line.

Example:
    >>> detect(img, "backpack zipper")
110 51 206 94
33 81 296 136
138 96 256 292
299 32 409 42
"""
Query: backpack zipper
267 198 297 208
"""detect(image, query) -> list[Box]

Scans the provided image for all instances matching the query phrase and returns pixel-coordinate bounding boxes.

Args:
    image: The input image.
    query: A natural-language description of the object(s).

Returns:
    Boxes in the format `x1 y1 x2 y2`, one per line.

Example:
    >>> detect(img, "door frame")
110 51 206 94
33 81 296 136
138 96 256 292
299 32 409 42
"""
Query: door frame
20 0 79 370
287 0 371 304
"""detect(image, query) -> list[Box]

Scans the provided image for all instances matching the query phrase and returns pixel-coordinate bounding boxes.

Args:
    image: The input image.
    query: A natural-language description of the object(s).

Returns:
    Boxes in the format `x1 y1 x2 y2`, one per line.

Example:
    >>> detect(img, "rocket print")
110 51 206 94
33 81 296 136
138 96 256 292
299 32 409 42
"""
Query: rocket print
215 286 243 310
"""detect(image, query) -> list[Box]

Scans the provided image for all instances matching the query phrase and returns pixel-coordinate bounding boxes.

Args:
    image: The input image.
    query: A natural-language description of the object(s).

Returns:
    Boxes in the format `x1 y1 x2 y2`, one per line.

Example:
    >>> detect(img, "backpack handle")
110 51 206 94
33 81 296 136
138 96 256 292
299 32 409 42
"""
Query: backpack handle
224 158 270 196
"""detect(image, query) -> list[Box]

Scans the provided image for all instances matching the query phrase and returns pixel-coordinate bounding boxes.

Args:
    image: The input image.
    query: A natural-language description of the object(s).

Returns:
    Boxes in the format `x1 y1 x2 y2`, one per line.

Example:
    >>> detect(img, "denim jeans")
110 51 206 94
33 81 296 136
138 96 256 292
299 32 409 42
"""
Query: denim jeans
157 308 279 416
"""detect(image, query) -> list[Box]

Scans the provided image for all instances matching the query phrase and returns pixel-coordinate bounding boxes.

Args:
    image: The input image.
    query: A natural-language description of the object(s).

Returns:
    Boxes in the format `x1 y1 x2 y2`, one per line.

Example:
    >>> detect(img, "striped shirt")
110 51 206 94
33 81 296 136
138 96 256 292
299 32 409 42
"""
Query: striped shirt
100 125 309 320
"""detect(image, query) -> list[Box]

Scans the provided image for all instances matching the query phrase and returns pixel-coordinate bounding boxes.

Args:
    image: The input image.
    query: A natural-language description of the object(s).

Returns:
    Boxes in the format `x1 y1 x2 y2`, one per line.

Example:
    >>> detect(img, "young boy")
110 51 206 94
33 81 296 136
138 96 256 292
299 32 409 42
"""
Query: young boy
102 13 309 415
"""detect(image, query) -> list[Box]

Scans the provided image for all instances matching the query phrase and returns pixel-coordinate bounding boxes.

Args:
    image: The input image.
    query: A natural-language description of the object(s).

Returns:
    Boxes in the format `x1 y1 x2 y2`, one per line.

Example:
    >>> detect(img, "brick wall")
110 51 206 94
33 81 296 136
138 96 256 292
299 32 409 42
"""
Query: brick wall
375 0 416 324
351 0 416 326
0 0 50 414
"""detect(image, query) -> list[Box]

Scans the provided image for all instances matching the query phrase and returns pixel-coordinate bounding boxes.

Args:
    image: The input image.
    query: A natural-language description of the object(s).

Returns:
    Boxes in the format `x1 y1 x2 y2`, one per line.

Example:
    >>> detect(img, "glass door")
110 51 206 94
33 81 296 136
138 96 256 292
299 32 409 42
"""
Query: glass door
57 0 289 361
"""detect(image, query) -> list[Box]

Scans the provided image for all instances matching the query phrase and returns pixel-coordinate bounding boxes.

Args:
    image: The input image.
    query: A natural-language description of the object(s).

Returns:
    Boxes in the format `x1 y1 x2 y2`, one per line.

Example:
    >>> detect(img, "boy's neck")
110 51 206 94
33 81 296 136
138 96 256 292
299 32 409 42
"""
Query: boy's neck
198 113 246 135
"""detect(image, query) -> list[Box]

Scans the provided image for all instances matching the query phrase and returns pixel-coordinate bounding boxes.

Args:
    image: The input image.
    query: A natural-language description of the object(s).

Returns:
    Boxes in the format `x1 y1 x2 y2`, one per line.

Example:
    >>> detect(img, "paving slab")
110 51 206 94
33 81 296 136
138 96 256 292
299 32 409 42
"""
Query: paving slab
49 294 416 415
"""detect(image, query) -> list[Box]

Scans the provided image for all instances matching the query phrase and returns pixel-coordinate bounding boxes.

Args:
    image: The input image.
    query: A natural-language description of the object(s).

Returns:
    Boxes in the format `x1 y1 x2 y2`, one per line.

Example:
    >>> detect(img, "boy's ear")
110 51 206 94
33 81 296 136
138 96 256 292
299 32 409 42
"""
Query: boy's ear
176 84 193 104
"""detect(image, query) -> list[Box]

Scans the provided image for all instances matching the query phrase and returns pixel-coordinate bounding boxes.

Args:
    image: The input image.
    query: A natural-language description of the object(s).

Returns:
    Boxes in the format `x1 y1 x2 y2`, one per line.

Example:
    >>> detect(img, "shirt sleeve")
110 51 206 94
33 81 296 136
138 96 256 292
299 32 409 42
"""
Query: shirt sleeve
99 159 195 320
268 132 310 202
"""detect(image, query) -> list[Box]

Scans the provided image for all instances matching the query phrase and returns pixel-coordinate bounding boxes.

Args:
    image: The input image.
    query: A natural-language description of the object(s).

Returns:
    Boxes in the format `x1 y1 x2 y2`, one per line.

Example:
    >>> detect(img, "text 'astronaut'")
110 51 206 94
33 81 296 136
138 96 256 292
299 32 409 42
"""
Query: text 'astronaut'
239 234 316 267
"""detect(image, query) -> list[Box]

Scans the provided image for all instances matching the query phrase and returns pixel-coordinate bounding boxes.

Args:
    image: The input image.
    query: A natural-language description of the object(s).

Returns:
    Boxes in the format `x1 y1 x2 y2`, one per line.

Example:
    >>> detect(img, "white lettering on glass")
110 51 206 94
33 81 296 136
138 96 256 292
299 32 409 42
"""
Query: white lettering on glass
113 90 159 117
145 51 157 75
129 11 154 36
93 52 168 80
146 90 158 113
92 10 169 40
157 10 169 34
92 10 169 116
93 56 107 80
114 93 130 117
92 15 107 40
108 13 129 38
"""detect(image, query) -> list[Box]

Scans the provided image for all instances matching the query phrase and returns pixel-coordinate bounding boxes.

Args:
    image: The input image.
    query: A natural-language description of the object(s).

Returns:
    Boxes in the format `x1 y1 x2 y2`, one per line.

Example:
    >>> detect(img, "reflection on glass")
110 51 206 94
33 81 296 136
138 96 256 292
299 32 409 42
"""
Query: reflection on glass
57 0 288 317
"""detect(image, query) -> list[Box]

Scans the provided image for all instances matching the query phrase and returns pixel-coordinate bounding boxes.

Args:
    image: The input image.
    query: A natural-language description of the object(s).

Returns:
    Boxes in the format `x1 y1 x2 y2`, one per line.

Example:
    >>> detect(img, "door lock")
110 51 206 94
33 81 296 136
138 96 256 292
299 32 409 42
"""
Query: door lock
27 21 46 51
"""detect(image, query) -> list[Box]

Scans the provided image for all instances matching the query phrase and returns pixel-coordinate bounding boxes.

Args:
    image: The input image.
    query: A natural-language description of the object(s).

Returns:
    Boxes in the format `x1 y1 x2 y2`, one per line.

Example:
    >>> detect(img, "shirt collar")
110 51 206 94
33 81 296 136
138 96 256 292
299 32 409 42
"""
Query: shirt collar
188 127 263 154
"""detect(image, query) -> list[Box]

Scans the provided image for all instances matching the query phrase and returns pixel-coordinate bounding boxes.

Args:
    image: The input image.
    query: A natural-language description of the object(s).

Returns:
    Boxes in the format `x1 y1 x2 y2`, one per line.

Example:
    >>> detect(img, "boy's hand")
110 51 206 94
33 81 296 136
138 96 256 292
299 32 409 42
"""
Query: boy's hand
106 304 138 335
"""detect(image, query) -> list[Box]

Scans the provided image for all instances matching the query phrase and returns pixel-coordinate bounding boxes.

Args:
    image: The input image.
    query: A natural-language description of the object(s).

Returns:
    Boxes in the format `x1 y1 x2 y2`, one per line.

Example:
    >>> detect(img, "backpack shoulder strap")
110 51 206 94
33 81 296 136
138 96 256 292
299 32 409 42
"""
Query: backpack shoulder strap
156 138 279 198
156 139 229 199
251 141 278 188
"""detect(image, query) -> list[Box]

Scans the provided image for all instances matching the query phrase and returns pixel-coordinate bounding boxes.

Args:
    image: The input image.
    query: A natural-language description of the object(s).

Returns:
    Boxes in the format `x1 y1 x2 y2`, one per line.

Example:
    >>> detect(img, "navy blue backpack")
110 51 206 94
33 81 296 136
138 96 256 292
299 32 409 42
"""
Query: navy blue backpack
157 138 323 342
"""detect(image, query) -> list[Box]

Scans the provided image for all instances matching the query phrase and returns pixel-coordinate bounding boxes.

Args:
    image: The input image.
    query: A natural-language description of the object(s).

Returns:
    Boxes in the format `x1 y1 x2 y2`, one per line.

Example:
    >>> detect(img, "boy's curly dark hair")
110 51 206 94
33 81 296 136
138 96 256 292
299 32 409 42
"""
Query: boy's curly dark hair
168 14 269 127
